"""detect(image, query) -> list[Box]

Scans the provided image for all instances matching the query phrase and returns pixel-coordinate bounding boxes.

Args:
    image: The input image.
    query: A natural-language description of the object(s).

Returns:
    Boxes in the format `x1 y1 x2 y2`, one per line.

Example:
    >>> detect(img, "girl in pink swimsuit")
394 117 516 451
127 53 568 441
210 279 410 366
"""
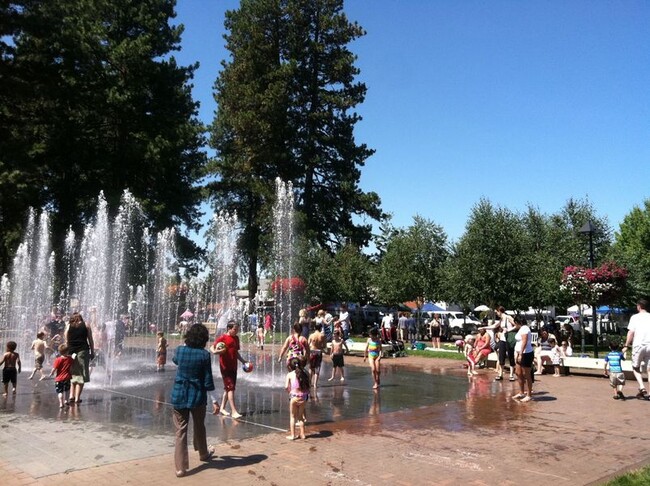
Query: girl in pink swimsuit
285 357 310 440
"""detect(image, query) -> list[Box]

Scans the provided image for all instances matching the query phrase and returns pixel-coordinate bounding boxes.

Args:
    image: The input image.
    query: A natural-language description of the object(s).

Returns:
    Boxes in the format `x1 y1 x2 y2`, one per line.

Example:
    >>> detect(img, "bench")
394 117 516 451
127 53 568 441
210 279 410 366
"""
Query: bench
486 353 633 376
561 356 633 374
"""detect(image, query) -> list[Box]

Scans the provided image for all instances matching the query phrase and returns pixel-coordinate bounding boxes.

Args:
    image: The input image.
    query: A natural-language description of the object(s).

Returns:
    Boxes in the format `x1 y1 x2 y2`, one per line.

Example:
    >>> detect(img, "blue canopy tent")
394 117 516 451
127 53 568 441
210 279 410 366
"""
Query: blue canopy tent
421 302 445 312
596 305 627 314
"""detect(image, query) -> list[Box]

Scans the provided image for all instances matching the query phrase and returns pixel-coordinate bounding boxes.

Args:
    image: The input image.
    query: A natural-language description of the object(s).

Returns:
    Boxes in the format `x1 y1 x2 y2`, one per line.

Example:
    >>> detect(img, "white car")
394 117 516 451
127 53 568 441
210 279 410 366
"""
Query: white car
442 311 481 338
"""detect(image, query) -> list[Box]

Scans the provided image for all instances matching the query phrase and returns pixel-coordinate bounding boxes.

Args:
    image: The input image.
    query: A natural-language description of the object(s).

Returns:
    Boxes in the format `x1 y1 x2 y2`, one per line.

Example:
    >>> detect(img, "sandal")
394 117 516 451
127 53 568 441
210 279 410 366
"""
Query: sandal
520 395 532 403
511 393 525 400
636 388 648 399
494 376 503 381
509 376 516 382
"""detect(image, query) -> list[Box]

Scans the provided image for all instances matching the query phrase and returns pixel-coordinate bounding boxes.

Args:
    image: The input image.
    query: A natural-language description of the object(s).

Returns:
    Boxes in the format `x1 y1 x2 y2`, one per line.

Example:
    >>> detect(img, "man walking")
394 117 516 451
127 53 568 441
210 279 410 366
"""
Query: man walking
623 298 650 399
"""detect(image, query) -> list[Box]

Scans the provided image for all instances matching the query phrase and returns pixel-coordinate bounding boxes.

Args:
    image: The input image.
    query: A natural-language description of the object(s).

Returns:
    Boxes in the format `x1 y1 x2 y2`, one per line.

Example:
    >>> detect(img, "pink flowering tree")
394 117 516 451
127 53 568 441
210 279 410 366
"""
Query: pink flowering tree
560 262 628 305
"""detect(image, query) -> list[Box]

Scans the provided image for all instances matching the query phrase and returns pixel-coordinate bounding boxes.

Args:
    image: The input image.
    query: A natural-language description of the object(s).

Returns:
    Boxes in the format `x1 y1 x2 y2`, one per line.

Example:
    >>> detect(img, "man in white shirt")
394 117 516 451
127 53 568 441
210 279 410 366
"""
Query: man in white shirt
336 305 351 340
381 312 394 342
623 298 650 399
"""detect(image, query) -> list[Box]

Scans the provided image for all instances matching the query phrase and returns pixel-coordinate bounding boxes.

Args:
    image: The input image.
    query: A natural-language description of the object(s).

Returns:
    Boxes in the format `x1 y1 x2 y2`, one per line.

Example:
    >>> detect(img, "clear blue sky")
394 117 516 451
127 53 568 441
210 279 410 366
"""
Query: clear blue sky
174 0 650 243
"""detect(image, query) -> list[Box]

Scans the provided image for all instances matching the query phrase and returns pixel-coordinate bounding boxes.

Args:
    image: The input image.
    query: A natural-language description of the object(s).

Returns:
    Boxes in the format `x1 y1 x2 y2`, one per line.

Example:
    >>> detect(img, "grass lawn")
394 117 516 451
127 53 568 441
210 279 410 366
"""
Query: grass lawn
405 348 465 360
606 467 650 485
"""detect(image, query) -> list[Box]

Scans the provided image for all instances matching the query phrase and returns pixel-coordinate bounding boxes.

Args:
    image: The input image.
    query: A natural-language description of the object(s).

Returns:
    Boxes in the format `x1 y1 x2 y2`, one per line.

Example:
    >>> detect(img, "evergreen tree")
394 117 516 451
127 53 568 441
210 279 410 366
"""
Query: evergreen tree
283 0 382 249
208 0 291 299
208 0 382 299
0 0 206 273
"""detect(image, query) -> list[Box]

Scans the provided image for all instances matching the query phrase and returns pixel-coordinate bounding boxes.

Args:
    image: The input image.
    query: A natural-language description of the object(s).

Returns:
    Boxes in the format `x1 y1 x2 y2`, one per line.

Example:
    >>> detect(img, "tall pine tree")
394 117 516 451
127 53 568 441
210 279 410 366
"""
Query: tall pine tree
0 0 206 273
209 0 382 298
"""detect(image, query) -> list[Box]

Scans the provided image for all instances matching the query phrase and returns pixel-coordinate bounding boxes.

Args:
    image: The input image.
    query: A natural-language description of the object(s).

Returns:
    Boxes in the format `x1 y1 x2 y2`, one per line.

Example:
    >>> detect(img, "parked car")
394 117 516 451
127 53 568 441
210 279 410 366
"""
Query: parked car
441 311 481 339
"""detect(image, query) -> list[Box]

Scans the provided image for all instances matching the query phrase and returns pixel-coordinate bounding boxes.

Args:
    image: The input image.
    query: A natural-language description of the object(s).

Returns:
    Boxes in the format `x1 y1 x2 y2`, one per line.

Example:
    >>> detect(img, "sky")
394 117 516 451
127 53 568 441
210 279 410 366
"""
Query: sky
173 0 650 243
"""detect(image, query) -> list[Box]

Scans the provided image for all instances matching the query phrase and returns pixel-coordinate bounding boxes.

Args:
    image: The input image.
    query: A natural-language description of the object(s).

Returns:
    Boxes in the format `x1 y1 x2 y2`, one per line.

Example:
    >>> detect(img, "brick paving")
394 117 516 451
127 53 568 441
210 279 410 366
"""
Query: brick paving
2 355 650 485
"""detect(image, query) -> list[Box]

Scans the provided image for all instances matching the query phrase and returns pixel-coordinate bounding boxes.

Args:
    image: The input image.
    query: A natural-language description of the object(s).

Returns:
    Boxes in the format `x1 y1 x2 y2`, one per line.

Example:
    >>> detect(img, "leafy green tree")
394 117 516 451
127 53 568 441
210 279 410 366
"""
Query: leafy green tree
333 244 374 304
440 199 530 310
299 241 372 304
374 216 448 305
208 0 382 300
521 205 566 310
544 198 612 309
610 199 650 299
0 0 206 274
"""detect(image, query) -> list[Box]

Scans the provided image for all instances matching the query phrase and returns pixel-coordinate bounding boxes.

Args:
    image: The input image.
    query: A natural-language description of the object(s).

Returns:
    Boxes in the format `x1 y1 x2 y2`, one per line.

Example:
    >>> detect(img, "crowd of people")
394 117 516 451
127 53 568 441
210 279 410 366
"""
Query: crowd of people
3 298 650 478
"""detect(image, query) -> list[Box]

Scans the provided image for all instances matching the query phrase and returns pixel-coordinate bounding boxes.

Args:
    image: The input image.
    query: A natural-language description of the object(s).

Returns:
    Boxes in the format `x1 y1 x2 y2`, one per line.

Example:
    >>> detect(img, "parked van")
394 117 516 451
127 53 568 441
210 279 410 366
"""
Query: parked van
438 311 481 339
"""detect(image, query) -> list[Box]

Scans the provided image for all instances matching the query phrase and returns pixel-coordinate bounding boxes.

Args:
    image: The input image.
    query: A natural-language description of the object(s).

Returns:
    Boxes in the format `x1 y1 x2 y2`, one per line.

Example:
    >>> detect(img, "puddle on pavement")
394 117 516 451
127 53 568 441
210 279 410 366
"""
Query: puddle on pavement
0 353 528 442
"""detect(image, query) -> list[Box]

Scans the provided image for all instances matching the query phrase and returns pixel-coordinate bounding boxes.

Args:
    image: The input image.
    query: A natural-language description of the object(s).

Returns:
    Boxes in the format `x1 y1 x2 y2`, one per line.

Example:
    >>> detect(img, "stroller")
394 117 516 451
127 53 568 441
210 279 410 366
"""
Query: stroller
380 325 406 357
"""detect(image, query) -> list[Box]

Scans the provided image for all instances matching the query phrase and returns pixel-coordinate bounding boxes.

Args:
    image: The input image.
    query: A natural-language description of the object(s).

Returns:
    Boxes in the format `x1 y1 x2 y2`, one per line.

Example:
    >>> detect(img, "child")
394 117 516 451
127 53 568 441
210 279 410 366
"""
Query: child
560 340 573 358
0 341 21 396
285 357 309 440
210 321 247 419
464 335 477 376
363 328 383 389
29 331 49 381
49 344 74 408
256 322 265 350
455 339 465 353
328 330 349 382
50 332 63 358
604 342 626 400
156 331 168 372
548 337 562 377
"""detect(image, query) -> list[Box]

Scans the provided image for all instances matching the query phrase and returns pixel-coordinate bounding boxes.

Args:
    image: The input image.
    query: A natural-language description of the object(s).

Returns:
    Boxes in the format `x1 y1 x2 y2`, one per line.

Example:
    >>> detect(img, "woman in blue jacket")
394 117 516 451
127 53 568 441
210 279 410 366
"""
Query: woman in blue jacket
171 323 217 477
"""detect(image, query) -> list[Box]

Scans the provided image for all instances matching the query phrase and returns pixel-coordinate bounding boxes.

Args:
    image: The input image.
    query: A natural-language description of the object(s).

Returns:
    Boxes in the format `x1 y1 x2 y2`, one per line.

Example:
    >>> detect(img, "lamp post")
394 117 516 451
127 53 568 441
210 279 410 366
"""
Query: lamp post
579 221 598 358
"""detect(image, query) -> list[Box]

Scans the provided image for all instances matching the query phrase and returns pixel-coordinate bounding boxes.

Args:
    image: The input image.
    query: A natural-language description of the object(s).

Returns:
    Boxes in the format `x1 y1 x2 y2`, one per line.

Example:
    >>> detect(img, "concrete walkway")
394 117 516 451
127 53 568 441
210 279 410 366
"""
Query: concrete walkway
2 355 650 485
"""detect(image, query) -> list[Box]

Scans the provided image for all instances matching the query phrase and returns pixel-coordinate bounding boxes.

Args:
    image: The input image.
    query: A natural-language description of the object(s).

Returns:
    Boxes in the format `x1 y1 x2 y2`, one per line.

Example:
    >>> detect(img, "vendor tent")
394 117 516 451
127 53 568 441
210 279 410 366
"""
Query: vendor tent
596 305 627 314
421 302 445 312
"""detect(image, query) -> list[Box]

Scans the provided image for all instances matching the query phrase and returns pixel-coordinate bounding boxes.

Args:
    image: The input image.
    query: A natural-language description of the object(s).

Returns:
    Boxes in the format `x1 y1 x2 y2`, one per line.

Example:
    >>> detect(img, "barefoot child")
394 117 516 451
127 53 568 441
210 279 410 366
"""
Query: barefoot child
549 337 562 377
604 341 626 400
464 335 477 376
156 331 168 371
49 344 74 408
29 331 49 381
210 320 247 419
285 357 309 440
256 322 265 350
363 328 383 389
328 330 349 382
0 341 21 396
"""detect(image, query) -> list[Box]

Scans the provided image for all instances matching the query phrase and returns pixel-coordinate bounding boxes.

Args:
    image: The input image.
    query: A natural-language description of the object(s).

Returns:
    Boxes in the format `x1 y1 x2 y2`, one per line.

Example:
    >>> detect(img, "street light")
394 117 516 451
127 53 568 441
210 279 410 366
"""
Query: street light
579 220 598 358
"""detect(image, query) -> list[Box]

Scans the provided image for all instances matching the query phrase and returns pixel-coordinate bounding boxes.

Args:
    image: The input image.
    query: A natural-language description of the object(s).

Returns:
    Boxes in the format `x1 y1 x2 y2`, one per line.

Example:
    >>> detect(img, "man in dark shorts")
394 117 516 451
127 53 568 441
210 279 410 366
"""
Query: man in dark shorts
210 321 246 419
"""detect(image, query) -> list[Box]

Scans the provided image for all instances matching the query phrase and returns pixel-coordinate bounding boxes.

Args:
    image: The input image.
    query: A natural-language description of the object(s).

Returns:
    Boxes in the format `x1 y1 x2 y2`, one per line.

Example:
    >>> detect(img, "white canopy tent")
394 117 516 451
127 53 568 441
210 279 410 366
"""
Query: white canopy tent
567 304 593 316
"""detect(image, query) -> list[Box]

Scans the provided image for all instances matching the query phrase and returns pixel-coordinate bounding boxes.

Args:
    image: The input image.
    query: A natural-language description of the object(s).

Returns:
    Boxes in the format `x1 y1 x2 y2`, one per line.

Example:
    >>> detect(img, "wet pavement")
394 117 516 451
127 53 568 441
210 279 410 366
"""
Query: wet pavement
2 347 650 485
